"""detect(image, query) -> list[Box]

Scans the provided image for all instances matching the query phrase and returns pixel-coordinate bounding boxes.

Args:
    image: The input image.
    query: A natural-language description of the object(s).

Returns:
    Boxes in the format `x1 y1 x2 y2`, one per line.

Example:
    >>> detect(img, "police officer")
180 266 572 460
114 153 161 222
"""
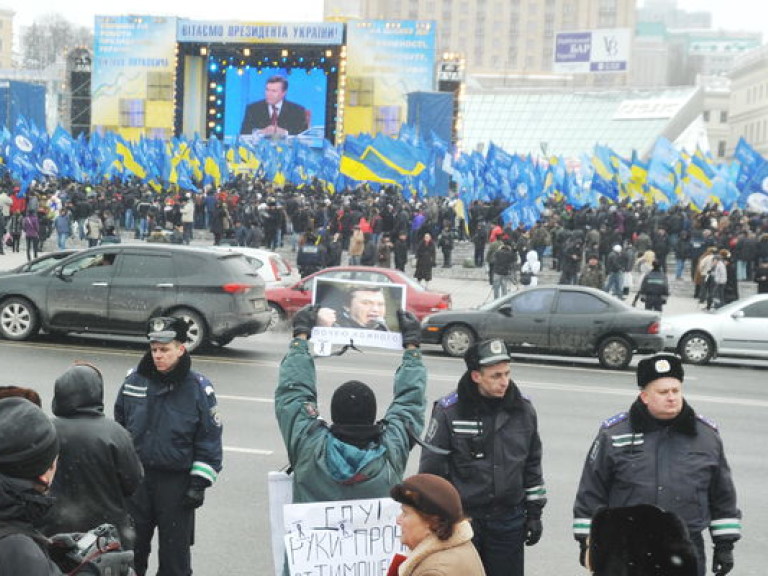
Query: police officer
573 353 741 576
115 317 223 576
419 339 547 576
632 260 669 311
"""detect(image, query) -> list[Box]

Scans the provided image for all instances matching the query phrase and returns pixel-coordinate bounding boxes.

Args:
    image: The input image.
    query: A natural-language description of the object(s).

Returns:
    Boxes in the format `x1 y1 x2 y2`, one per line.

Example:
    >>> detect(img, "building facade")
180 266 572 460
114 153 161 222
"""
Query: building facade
728 45 768 158
0 9 13 69
325 0 635 86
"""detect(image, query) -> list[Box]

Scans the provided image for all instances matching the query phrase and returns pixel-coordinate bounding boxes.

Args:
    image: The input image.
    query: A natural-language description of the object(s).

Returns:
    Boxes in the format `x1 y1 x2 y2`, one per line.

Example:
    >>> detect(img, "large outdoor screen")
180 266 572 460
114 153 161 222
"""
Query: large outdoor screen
222 66 328 141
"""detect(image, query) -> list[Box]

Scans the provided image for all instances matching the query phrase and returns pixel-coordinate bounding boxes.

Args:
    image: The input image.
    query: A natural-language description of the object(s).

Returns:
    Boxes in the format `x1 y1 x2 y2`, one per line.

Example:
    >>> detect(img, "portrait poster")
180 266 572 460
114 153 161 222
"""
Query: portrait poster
310 278 406 351
282 497 407 576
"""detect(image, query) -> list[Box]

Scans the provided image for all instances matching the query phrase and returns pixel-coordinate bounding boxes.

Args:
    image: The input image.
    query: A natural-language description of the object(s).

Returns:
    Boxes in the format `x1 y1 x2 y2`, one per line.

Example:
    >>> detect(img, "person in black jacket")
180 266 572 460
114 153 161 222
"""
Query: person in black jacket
632 260 669 311
240 76 308 136
0 397 61 575
573 354 741 576
419 339 546 576
115 317 223 576
40 362 143 548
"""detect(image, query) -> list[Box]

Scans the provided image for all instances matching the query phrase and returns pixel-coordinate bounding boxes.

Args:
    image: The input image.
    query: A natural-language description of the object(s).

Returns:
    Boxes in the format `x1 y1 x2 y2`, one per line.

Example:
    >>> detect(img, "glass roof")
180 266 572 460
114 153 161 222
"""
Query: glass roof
459 87 699 159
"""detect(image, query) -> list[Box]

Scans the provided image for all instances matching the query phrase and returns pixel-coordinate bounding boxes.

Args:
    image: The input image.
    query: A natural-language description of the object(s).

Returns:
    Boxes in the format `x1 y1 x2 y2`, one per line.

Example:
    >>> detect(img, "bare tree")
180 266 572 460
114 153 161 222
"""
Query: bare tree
20 13 92 69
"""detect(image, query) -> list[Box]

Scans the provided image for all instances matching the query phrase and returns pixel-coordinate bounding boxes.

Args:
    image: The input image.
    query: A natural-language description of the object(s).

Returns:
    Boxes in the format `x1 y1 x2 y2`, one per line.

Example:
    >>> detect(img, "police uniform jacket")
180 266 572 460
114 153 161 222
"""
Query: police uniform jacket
419 371 546 519
573 398 741 543
275 338 426 503
115 351 223 487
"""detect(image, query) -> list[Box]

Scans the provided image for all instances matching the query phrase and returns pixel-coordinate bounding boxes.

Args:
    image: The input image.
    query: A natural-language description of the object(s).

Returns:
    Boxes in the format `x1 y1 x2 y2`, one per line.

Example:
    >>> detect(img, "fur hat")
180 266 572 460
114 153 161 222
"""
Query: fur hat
391 474 463 524
331 380 376 425
0 397 59 480
588 505 697 576
636 354 684 388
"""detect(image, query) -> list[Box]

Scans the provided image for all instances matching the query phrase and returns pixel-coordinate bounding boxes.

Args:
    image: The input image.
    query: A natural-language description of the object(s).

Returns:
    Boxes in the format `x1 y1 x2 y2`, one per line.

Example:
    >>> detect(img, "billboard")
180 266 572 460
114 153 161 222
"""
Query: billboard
553 28 631 74
344 20 436 137
92 15 177 139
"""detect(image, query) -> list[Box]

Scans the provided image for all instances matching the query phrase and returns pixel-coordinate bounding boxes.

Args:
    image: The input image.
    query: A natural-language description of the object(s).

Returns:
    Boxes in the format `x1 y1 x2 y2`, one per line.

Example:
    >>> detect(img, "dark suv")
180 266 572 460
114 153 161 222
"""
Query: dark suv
0 244 270 351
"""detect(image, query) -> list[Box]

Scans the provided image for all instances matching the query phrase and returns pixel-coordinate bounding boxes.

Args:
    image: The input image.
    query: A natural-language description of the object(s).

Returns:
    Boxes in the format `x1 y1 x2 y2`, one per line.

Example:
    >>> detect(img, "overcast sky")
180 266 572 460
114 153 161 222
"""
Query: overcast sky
4 0 768 39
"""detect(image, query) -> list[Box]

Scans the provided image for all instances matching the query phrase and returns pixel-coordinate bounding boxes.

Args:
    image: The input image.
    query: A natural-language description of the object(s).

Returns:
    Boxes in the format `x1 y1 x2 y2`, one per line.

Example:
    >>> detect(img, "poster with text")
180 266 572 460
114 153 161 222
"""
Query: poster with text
282 497 407 576
310 278 406 351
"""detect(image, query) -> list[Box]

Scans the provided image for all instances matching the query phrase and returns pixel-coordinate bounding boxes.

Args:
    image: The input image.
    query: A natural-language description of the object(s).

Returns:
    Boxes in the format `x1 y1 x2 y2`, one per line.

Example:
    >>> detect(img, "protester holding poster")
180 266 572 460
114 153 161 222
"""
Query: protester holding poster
388 474 486 576
275 305 425 503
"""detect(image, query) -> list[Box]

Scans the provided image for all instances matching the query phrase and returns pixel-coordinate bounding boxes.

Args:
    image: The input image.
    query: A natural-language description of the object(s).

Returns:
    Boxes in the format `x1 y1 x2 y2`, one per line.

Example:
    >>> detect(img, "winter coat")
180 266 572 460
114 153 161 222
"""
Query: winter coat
420 372 546 519
579 264 605 289
0 474 62 575
115 352 223 486
414 239 436 281
275 338 426 503
397 520 485 576
39 366 144 546
573 399 741 542
521 250 541 287
22 214 39 238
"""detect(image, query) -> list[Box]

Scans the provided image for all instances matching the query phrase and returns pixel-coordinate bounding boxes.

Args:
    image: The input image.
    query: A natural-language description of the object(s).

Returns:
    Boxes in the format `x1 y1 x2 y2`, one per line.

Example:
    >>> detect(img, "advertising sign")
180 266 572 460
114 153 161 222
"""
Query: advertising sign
344 20 436 137
92 15 177 138
553 28 631 74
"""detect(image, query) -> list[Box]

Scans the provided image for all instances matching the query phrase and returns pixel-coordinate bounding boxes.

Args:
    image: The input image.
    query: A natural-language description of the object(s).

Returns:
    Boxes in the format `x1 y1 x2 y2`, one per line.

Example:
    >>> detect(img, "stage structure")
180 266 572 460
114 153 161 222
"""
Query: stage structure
91 16 436 146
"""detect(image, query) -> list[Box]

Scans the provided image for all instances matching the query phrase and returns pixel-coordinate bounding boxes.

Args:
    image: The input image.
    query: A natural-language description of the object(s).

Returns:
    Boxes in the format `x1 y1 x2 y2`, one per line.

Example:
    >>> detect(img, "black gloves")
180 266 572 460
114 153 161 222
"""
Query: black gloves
183 477 209 509
397 309 421 348
577 537 588 567
183 487 206 509
524 517 543 546
293 304 318 338
712 542 735 576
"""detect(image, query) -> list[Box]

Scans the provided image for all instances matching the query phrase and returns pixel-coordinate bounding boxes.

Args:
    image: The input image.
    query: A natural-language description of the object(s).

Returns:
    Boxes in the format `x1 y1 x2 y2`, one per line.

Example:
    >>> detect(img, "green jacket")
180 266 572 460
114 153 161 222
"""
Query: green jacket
275 338 427 503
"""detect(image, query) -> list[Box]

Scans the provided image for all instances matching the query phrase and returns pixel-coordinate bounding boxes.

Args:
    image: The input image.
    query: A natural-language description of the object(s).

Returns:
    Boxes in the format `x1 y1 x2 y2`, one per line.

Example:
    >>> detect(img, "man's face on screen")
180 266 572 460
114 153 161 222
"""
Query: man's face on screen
265 81 286 106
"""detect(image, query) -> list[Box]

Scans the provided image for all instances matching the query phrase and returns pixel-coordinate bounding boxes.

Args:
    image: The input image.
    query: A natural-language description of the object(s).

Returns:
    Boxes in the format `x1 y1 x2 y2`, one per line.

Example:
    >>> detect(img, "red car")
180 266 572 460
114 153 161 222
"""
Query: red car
266 266 452 330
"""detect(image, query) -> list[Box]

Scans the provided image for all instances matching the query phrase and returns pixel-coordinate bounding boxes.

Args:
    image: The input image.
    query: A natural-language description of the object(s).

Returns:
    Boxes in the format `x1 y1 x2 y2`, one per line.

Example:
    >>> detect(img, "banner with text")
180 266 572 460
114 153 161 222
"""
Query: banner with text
282 497 407 576
177 21 344 45
92 15 178 139
344 20 436 137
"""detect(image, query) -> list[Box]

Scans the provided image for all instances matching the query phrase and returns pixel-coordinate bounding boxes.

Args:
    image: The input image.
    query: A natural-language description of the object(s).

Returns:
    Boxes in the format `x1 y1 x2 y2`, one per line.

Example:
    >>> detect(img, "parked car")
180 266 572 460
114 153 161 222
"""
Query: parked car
420 285 663 369
0 250 79 275
660 294 768 364
265 266 452 330
0 244 271 352
212 246 300 288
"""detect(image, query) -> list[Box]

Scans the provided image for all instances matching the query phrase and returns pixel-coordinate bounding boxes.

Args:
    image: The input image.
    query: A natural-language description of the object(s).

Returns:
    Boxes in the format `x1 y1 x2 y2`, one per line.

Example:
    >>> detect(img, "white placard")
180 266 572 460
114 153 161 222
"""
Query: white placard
282 497 407 576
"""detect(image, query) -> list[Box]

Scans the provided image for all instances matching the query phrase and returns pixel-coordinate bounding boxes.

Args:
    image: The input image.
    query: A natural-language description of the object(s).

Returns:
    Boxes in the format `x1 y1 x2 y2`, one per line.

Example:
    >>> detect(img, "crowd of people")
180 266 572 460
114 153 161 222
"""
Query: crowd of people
2 174 767 302
0 173 758 575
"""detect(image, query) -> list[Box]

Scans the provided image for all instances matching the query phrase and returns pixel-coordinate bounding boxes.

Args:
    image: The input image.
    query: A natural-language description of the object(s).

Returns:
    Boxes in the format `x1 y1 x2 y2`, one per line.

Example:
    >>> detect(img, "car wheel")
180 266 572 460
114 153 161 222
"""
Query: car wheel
679 332 714 365
172 308 208 353
598 336 633 370
0 297 40 341
268 303 285 331
442 325 476 357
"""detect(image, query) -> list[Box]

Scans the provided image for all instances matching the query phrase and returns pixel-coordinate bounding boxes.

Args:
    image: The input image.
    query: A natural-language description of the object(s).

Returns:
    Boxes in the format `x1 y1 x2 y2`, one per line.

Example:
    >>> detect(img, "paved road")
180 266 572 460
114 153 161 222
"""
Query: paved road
0 330 765 575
